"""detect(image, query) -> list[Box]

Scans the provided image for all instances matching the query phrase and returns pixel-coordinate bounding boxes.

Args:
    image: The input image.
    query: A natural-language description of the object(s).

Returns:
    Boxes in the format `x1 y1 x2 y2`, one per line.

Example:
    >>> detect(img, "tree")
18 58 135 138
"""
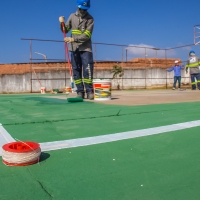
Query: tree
111 65 124 90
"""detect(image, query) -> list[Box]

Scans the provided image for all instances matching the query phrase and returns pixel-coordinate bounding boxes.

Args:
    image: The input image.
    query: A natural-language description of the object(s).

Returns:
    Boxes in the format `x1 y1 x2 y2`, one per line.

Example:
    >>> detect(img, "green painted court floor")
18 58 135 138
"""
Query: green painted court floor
0 93 200 200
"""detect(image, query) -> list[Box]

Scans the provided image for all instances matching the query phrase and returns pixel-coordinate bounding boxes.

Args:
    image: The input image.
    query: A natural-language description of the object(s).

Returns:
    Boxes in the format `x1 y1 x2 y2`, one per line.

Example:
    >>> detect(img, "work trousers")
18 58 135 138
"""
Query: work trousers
71 50 94 94
173 76 181 89
191 73 200 90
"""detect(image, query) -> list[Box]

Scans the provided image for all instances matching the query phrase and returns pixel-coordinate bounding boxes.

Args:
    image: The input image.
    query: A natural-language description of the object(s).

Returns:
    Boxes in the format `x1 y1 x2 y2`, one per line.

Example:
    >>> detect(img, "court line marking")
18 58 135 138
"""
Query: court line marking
0 124 15 156
1 120 200 156
40 120 200 152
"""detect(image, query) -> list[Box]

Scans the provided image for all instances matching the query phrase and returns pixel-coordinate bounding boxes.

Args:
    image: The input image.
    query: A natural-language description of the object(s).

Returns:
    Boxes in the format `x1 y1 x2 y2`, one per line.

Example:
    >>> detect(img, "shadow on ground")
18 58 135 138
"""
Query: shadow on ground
39 152 50 163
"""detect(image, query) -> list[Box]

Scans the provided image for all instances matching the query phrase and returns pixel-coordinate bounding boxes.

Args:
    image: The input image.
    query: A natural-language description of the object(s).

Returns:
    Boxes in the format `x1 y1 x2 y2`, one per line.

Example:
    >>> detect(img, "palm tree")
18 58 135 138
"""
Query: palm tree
111 65 124 90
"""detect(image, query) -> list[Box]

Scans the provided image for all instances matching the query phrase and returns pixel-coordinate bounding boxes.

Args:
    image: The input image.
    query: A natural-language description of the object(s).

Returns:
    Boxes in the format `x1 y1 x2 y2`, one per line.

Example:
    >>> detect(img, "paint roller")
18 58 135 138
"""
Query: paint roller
67 97 83 102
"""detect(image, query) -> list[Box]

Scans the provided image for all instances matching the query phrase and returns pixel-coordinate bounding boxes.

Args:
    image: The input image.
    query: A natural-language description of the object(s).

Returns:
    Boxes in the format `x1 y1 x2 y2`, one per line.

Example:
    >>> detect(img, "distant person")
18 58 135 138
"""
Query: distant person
167 60 184 90
59 0 94 99
185 50 200 90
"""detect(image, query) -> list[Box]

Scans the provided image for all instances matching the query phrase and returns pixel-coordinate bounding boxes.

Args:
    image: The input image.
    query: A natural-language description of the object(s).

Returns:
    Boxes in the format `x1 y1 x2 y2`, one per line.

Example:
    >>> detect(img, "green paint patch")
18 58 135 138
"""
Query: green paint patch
1 94 200 143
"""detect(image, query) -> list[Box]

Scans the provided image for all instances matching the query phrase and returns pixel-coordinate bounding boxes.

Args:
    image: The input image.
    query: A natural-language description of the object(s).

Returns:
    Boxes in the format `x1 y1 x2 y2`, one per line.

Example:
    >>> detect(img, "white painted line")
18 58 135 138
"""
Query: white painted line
1 120 200 155
40 120 200 152
0 124 15 156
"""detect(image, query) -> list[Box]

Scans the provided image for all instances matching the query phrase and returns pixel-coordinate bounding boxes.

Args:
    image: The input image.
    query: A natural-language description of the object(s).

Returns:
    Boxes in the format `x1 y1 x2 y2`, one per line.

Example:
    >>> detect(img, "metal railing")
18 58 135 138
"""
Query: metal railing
21 38 198 92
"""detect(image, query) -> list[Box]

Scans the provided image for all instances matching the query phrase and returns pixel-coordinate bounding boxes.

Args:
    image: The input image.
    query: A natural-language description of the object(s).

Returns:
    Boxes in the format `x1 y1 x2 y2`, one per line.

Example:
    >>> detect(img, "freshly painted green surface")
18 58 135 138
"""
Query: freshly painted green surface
0 94 200 199
0 94 200 142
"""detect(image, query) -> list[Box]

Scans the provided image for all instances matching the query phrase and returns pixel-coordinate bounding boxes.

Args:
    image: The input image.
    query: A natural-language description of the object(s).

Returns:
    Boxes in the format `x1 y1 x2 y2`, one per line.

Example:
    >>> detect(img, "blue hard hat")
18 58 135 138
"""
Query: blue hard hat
189 50 195 55
76 0 90 10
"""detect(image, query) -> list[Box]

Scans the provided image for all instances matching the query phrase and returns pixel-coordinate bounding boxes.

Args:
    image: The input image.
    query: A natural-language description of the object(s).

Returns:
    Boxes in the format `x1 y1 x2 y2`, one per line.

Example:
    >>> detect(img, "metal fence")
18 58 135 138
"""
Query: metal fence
21 38 199 91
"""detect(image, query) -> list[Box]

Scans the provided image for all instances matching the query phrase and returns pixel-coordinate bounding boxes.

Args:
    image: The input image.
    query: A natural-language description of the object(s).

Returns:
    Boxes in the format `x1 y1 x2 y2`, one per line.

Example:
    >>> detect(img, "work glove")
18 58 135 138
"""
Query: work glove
59 16 66 33
59 16 65 23
64 37 74 43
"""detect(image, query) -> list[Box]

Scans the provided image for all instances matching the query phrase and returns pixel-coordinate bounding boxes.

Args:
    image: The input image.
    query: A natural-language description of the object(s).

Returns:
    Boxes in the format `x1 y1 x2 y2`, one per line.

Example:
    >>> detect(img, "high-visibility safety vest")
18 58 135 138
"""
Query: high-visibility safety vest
185 55 200 74
64 11 94 52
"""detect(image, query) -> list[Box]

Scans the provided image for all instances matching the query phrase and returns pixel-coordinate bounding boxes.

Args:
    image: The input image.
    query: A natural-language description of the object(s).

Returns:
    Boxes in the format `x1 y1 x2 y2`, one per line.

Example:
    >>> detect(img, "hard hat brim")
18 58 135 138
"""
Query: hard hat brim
78 5 89 10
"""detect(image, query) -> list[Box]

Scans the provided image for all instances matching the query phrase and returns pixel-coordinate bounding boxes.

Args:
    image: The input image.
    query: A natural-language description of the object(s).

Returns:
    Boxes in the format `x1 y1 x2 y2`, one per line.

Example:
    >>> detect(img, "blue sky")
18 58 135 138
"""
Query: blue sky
0 0 200 64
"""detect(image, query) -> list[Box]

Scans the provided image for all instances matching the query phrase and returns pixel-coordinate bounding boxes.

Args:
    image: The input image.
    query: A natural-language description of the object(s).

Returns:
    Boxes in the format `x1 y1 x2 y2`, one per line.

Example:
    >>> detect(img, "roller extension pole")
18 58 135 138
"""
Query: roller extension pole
61 22 75 91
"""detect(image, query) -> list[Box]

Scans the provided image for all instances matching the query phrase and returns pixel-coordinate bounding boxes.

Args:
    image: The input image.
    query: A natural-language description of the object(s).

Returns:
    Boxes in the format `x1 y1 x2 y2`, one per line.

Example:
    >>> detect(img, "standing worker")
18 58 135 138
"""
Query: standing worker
59 0 94 99
167 60 184 90
185 50 200 90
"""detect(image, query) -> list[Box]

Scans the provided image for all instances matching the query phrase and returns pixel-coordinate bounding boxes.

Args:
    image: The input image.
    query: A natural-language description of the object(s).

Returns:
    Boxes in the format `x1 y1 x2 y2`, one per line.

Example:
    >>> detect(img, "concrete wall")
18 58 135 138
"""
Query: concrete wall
96 68 190 90
0 68 190 93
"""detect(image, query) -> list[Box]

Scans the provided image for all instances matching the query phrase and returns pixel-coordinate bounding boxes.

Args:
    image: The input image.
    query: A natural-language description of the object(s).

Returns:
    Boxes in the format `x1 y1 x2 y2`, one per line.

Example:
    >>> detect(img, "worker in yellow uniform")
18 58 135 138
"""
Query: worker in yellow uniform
185 50 200 90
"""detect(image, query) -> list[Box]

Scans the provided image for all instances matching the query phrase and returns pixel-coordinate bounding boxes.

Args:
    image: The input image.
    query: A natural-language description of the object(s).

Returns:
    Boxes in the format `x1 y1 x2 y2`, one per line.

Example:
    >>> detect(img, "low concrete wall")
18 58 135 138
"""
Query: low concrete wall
0 74 31 93
98 68 190 90
0 68 191 93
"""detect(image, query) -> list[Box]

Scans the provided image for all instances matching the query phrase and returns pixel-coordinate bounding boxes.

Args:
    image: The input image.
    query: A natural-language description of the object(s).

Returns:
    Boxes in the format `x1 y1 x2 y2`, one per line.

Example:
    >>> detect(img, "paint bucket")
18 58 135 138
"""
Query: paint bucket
53 89 59 93
64 87 72 93
40 87 46 94
93 79 111 100
67 87 72 93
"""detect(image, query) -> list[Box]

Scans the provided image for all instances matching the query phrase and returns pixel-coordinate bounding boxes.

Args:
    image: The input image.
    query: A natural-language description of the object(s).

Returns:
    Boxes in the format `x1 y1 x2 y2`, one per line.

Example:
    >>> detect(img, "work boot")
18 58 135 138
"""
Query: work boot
87 93 94 100
77 92 85 99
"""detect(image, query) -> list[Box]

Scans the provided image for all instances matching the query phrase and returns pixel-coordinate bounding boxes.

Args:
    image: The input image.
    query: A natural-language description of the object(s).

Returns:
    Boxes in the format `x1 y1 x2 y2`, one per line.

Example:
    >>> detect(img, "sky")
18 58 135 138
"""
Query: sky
0 0 200 64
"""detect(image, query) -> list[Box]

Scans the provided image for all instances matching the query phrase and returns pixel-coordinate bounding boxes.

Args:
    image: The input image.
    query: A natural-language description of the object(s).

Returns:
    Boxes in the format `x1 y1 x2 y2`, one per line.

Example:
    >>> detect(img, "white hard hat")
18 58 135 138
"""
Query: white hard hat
174 60 179 64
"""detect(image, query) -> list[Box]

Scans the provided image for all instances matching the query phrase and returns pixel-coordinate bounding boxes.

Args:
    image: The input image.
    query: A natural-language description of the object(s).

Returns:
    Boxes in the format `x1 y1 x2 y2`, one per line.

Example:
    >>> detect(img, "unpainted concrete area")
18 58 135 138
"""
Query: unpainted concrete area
51 89 200 106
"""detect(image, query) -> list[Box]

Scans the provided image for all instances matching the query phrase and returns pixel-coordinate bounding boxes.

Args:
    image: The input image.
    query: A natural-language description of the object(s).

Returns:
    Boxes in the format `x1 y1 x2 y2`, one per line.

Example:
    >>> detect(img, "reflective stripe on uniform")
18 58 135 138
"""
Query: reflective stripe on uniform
186 63 199 67
72 30 82 34
72 29 92 38
83 78 93 84
84 30 92 38
66 26 71 32
74 79 83 84
191 82 196 85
